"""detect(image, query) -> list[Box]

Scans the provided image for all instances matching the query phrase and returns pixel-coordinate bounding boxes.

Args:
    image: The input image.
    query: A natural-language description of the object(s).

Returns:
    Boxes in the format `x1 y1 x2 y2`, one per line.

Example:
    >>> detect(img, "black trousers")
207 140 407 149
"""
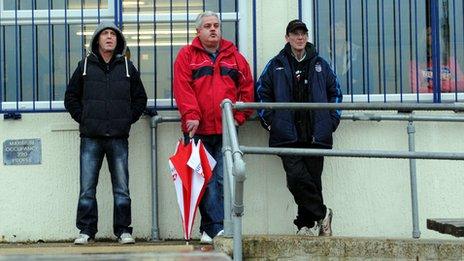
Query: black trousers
279 145 327 229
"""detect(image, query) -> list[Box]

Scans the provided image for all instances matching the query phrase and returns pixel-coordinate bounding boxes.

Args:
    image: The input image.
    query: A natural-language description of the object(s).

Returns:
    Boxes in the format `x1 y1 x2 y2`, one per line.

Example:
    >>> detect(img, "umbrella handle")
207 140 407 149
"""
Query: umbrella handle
184 135 191 146
183 132 199 145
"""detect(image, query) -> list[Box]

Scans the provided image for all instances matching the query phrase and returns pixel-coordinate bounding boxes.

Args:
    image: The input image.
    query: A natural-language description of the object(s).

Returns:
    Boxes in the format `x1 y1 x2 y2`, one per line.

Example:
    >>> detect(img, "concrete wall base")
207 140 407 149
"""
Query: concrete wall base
214 235 464 260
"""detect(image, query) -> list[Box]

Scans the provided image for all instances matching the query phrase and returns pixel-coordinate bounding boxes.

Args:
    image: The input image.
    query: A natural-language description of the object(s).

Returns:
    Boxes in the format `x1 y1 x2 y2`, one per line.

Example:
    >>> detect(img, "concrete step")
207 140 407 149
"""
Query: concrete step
0 241 231 261
214 235 464 260
427 218 464 237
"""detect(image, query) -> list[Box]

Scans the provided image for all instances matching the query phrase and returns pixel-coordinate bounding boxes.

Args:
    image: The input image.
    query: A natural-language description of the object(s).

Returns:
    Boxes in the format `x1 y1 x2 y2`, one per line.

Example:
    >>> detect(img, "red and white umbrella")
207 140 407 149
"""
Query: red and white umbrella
169 139 216 240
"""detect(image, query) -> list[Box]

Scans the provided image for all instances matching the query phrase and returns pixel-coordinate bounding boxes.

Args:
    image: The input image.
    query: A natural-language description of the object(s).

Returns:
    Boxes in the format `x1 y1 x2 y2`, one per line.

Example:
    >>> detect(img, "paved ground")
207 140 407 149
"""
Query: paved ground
5 236 464 260
0 241 231 261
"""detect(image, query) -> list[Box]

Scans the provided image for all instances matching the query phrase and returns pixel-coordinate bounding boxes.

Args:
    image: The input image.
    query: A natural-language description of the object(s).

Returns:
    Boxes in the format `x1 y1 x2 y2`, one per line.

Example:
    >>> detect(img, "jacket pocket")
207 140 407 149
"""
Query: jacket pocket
312 114 333 148
270 117 297 145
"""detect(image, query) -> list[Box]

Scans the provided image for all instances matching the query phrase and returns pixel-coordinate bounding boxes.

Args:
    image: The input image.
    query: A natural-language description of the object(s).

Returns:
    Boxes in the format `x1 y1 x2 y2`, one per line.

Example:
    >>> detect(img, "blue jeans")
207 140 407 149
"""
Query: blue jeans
76 137 132 238
186 134 224 238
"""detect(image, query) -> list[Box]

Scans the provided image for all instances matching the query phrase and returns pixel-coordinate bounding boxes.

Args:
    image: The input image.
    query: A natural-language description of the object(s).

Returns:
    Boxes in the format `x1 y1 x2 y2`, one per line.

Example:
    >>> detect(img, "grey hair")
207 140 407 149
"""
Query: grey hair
195 11 221 29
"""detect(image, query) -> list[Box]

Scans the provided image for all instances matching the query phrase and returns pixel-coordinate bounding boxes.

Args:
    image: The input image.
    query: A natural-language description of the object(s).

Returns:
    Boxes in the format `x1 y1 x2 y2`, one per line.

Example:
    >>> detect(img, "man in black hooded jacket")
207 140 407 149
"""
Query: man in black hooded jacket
255 20 342 237
65 21 147 245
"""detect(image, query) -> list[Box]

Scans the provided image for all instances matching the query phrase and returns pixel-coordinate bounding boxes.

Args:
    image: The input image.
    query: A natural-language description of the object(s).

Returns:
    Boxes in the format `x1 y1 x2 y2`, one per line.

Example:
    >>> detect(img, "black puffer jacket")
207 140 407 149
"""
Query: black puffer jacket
65 22 147 138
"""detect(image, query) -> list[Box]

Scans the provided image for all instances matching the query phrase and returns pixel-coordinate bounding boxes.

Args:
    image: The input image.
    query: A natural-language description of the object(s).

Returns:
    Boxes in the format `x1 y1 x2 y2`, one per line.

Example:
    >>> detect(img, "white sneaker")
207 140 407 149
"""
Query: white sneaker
200 231 213 244
297 222 320 236
200 229 224 244
215 229 224 237
319 208 333 236
74 233 94 245
118 233 135 244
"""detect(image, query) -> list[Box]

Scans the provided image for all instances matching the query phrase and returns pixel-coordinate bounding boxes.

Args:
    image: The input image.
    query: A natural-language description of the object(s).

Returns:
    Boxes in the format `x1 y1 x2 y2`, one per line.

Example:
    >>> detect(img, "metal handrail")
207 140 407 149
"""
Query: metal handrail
239 147 464 160
233 101 464 111
221 99 464 261
148 103 464 260
150 115 180 241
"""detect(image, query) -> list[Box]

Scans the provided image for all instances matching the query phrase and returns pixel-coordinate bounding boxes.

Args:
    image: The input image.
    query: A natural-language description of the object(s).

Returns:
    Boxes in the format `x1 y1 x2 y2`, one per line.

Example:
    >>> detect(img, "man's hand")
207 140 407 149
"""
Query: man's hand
186 119 200 137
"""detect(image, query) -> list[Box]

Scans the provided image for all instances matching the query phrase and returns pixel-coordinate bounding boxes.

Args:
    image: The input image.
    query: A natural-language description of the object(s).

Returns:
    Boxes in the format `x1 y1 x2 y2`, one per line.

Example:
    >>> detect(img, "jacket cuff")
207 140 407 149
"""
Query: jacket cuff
72 111 82 123
131 111 142 124
331 117 340 132
185 112 201 122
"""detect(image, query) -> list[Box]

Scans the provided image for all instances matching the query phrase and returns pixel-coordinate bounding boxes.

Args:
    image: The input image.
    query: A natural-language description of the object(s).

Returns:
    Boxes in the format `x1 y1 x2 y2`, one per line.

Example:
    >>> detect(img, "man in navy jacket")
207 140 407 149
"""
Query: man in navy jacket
255 20 342 236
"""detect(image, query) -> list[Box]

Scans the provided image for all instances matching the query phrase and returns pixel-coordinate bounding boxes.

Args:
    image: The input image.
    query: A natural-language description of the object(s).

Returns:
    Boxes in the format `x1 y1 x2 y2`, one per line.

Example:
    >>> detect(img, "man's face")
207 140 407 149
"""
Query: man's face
334 22 346 41
196 16 221 48
98 29 117 53
285 29 308 52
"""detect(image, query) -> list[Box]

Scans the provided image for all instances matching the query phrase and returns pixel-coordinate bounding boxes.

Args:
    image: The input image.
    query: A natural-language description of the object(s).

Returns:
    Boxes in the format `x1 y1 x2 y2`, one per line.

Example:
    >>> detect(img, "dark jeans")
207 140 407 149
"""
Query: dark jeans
279 144 327 229
76 137 132 238
185 134 224 238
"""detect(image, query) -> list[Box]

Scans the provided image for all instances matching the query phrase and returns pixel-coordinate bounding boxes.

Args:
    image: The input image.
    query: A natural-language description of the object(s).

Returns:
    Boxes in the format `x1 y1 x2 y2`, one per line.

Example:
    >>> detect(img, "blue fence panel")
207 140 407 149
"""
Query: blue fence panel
309 0 464 103
0 0 238 113
5 0 460 113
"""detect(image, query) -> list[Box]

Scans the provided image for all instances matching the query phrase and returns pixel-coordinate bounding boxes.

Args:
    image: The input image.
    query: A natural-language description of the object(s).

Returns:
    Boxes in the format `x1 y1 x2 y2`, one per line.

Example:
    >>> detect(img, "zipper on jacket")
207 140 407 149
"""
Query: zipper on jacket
105 64 110 136
211 59 218 132
307 58 320 145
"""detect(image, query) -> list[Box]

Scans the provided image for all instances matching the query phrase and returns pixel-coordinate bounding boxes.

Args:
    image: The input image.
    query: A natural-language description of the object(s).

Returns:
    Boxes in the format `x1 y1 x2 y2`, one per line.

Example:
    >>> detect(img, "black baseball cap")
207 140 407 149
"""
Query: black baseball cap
286 19 308 35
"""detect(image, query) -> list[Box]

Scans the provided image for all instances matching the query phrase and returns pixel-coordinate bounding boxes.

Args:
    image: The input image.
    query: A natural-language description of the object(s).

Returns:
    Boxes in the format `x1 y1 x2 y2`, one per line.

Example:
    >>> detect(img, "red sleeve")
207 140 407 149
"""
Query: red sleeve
233 52 254 125
409 61 432 93
450 58 464 92
173 47 202 124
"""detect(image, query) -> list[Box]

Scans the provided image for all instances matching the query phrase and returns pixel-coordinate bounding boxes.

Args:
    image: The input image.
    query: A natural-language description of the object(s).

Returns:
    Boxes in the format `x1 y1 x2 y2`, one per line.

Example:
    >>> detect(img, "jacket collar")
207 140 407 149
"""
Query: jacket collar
191 37 236 57
278 42 318 62
274 42 319 92
87 52 124 65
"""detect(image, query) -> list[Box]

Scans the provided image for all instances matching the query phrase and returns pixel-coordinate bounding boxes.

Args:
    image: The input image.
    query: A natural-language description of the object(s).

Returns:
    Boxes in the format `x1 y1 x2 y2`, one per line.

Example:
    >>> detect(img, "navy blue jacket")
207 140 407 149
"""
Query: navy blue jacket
255 43 342 148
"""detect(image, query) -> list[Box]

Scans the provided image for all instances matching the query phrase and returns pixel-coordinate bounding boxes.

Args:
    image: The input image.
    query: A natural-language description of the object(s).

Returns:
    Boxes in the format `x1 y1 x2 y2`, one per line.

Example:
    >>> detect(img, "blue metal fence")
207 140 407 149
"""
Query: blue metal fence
0 0 462 114
310 0 464 103
0 0 238 114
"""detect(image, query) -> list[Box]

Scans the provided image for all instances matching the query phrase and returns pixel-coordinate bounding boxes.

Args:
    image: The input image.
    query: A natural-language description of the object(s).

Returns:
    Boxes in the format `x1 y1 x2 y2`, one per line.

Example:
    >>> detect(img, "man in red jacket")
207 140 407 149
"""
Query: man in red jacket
173 11 254 244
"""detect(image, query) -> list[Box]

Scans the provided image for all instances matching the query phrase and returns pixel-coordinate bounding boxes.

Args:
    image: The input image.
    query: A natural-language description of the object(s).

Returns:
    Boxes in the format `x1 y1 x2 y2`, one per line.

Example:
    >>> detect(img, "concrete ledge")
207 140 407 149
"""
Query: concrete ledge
427 219 464 237
214 235 464 260
0 243 193 255
0 242 231 260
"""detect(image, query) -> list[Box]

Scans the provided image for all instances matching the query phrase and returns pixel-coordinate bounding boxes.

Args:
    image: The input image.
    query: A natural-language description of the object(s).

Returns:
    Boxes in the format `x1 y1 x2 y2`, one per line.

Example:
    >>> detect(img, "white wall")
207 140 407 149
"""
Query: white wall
0 113 153 242
252 0 300 75
1 111 463 242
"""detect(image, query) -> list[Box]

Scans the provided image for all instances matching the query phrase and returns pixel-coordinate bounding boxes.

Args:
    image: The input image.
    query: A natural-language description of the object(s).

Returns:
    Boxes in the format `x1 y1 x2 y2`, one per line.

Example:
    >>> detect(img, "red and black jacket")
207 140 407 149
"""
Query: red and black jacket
174 37 254 135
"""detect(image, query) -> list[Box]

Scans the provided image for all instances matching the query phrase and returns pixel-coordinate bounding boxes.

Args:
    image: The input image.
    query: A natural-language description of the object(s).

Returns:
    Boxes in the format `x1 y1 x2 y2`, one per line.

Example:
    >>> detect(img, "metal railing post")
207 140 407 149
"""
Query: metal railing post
149 115 182 241
151 107 464 259
233 214 243 261
150 115 161 241
222 99 246 261
223 109 234 237
407 117 421 238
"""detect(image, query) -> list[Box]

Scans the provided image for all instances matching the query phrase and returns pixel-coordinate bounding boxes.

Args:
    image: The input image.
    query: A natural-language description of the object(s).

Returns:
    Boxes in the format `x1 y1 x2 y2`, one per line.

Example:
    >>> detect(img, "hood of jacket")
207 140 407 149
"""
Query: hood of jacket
89 21 126 57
